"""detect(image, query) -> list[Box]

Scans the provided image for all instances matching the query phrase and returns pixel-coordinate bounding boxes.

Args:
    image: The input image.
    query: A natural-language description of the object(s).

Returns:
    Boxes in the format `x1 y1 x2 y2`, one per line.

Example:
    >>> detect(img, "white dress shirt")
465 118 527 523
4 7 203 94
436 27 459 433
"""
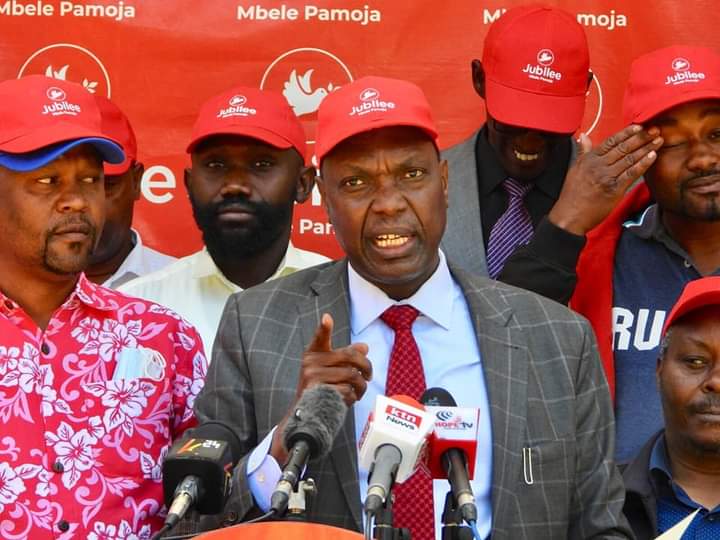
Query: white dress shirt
118 242 330 357
103 229 176 289
247 252 493 539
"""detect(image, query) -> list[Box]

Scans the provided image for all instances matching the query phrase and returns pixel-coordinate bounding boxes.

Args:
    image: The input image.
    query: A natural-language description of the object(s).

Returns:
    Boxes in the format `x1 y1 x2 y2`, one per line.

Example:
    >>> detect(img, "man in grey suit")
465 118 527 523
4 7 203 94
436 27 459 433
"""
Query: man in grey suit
442 5 662 303
193 76 632 539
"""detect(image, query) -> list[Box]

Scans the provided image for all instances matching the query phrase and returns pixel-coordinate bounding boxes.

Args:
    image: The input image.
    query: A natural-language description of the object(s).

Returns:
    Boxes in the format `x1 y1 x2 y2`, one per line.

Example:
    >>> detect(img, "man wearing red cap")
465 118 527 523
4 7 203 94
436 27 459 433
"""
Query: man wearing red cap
193 76 632 539
571 45 720 464
120 86 328 356
442 5 661 303
622 276 720 539
85 95 176 288
0 76 207 537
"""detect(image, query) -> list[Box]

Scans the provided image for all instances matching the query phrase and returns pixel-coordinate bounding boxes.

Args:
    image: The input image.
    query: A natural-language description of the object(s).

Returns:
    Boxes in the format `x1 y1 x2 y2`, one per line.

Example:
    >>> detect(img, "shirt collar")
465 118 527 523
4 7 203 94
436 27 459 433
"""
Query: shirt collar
347 250 454 335
104 229 142 287
0 273 116 320
475 124 572 199
623 203 694 262
649 432 672 479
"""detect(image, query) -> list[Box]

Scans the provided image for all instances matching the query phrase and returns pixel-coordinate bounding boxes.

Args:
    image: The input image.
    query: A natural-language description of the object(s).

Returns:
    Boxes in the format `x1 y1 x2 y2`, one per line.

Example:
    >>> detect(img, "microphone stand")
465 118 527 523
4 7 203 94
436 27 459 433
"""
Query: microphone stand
372 494 411 540
285 478 316 521
441 491 473 540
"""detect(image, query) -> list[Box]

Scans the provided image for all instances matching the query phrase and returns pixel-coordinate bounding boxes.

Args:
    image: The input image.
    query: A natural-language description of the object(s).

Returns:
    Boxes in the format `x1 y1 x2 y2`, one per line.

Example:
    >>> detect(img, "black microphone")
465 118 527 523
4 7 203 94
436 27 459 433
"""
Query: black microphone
162 421 242 528
270 385 347 515
421 387 478 525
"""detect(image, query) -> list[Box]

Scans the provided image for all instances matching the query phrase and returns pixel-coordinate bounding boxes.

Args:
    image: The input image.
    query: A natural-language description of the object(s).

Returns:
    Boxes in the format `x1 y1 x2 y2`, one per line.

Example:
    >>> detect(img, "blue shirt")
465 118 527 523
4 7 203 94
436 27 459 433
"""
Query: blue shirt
247 252 493 539
613 205 710 463
650 435 720 539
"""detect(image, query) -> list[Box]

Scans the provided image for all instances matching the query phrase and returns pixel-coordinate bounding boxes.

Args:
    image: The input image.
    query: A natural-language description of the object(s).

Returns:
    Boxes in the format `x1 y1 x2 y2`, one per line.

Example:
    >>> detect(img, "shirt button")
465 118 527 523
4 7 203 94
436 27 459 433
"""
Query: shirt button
57 520 69 532
52 461 64 473
41 343 50 355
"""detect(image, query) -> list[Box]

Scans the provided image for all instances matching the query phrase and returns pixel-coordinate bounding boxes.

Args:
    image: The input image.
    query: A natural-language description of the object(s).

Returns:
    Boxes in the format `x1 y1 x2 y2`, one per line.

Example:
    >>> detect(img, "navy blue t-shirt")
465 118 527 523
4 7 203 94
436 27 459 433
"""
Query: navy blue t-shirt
612 206 712 463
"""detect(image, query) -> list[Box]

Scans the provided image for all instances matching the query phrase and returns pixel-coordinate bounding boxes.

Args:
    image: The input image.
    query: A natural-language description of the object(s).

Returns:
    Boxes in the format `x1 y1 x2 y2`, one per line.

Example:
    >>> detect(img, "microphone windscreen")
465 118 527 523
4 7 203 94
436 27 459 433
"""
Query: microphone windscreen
420 387 457 407
282 385 347 459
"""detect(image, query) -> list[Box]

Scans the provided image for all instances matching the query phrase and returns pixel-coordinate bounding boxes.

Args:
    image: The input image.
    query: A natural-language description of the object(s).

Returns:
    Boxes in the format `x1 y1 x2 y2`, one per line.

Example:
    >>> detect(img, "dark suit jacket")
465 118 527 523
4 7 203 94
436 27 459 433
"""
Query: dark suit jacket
192 259 632 539
440 130 583 305
621 430 664 540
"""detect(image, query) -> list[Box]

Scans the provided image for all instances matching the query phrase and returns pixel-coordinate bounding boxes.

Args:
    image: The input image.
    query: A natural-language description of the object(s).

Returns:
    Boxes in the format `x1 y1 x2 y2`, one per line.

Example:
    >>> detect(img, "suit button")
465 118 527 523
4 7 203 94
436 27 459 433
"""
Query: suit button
52 461 64 473
41 343 50 355
57 520 69 532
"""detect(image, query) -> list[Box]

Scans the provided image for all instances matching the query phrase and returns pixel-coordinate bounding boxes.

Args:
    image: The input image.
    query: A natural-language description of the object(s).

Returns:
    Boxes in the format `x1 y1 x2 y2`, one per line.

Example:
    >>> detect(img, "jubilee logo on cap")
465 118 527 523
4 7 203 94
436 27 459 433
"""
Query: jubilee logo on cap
665 57 706 86
349 87 396 117
217 94 257 119
42 85 82 117
521 48 563 84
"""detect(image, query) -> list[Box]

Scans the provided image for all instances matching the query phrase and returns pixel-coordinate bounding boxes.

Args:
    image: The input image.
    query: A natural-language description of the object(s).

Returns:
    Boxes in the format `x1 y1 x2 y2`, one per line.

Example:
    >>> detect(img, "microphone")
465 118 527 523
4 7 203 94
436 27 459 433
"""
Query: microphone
359 394 435 515
421 387 479 525
270 385 347 515
162 421 242 528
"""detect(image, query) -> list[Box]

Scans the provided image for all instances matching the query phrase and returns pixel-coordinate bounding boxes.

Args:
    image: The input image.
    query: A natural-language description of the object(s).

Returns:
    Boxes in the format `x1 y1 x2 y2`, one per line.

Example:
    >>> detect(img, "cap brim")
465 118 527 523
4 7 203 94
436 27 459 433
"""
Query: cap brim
663 288 720 335
0 137 125 172
317 119 438 165
485 78 585 134
104 156 133 176
186 125 296 154
629 89 720 124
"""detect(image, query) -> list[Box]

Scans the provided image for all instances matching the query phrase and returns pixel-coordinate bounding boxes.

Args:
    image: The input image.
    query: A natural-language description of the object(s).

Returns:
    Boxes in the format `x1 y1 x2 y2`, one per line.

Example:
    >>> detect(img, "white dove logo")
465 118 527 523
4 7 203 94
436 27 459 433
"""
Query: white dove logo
229 95 247 107
283 69 334 116
46 87 66 101
360 88 379 101
537 49 554 67
672 58 690 72
45 64 69 80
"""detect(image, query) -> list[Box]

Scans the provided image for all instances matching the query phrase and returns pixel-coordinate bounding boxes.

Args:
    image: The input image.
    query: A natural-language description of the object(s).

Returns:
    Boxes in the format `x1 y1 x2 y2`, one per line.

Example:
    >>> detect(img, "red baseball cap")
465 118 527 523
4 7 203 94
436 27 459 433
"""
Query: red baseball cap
96 95 137 176
186 86 306 160
0 75 124 172
663 277 720 335
315 76 438 165
481 5 590 134
623 45 720 125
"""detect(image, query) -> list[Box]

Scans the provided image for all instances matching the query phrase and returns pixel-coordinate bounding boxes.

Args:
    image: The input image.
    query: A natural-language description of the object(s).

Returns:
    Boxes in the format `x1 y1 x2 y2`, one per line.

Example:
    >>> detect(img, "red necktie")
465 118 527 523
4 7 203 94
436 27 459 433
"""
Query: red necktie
380 305 435 540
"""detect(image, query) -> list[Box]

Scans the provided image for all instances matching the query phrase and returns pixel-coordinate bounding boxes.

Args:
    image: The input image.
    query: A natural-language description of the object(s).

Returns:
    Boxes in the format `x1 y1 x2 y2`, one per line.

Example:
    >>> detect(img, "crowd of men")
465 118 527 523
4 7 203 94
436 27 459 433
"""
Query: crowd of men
0 4 719 539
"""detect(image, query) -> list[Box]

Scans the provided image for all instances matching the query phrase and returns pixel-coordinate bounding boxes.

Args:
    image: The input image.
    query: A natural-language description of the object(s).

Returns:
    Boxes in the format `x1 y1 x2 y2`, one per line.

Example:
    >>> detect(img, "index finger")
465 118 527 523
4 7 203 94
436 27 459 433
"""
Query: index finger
306 313 334 353
596 125 648 157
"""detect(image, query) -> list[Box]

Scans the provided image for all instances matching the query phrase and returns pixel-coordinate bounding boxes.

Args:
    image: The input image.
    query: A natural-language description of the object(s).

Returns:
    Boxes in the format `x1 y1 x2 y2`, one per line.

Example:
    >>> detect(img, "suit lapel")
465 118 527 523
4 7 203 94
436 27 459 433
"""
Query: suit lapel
300 260 362 529
452 268 528 534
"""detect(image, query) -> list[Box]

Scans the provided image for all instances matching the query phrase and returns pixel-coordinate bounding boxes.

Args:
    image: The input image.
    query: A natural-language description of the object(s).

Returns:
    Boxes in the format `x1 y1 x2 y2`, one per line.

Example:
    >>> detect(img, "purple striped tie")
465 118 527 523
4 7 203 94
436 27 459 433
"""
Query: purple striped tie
486 177 534 279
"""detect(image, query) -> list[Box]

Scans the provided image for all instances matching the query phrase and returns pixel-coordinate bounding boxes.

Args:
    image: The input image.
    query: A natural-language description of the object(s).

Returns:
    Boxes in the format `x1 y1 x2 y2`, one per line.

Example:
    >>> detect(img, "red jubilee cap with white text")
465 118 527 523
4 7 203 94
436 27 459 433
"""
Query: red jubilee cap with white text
315 76 438 165
187 85 306 161
481 5 590 134
623 45 720 125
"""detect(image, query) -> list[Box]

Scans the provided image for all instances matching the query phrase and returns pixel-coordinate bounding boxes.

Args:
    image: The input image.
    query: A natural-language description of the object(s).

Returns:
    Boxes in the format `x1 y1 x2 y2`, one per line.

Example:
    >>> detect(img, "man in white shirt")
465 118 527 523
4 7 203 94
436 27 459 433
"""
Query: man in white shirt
120 86 328 355
86 96 176 288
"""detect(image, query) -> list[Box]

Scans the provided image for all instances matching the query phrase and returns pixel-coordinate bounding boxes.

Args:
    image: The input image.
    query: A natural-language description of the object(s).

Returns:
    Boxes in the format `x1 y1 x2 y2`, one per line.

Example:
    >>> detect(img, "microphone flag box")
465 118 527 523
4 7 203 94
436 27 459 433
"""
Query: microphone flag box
163 437 233 513
425 406 480 479
358 395 435 483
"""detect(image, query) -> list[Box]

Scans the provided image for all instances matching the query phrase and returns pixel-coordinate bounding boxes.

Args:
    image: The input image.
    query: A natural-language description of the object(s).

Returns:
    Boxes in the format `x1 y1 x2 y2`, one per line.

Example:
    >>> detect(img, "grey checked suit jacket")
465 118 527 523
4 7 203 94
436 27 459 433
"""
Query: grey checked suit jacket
193 259 632 539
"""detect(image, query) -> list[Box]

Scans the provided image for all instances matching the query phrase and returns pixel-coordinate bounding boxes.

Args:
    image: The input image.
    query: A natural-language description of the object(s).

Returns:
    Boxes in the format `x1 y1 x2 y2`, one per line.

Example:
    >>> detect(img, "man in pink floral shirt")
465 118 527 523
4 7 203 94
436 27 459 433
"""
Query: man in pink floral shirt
0 76 207 538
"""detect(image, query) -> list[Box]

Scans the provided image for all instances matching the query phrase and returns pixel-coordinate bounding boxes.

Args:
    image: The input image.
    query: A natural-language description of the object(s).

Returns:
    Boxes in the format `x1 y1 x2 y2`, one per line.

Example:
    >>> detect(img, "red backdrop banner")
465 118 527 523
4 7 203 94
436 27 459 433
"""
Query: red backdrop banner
2 0 719 259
